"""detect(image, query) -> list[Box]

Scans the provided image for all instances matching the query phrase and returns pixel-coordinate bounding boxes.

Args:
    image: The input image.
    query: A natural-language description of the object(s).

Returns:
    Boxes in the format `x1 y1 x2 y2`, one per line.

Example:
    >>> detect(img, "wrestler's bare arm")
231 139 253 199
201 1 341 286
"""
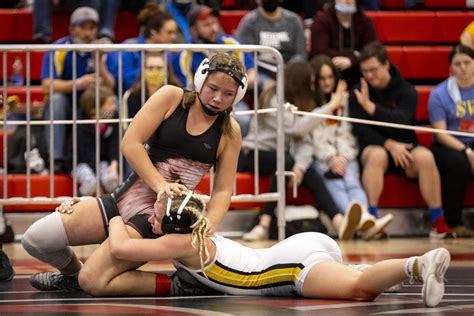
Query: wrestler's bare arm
205 118 242 231
108 216 198 262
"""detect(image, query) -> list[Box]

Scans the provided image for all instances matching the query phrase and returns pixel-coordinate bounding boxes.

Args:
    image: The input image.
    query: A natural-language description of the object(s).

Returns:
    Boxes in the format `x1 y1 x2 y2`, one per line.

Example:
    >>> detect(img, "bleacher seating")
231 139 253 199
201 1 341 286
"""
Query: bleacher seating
1 5 473 218
366 11 474 43
0 9 138 44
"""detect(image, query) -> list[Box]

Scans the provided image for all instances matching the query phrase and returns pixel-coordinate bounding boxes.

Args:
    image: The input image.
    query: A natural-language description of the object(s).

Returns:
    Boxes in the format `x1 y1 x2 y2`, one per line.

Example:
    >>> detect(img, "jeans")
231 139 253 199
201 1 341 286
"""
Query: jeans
33 0 101 41
239 150 341 220
97 0 121 39
234 100 251 138
313 160 368 213
43 93 73 160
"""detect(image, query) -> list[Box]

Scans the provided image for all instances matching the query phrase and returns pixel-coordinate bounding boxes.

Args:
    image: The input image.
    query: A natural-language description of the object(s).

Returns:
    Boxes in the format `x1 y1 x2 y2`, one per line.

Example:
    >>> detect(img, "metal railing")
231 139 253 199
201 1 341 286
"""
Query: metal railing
0 44 289 240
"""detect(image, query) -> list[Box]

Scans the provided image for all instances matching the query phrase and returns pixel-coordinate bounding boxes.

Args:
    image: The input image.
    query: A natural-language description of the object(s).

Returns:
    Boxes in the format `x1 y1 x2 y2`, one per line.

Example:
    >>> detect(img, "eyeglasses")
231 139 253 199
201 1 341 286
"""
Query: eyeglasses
361 64 383 75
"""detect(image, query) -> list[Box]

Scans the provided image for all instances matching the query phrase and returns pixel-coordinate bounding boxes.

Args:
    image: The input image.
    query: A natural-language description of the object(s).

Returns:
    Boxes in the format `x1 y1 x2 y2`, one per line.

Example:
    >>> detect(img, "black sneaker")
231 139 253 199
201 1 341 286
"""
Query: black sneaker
170 268 222 296
30 272 80 291
0 250 14 282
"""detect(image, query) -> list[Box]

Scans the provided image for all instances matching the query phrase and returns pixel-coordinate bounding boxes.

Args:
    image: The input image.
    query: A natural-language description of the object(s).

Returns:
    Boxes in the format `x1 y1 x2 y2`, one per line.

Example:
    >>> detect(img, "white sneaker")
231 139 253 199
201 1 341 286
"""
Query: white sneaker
358 212 376 231
242 225 269 242
360 214 393 240
338 201 362 240
418 248 451 307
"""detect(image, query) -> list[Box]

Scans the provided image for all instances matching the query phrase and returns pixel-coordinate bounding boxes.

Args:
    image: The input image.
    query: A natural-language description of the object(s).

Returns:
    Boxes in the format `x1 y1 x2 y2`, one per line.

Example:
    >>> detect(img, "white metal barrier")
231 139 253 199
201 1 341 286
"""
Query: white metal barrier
0 44 289 240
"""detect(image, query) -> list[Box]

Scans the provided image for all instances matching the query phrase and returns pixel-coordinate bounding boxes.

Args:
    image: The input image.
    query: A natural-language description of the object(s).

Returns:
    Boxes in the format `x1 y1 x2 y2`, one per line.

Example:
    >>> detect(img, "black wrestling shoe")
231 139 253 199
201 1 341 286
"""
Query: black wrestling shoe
170 268 222 296
0 250 14 282
30 272 80 291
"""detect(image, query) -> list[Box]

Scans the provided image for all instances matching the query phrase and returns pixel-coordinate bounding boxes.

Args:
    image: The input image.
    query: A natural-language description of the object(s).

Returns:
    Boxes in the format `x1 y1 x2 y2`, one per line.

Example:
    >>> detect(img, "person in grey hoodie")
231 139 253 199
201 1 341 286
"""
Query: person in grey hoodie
239 61 359 241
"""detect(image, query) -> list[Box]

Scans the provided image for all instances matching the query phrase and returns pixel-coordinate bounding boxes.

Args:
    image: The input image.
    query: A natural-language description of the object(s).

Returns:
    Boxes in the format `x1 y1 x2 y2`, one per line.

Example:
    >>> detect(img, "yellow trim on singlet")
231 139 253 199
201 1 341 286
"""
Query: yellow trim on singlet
204 262 303 288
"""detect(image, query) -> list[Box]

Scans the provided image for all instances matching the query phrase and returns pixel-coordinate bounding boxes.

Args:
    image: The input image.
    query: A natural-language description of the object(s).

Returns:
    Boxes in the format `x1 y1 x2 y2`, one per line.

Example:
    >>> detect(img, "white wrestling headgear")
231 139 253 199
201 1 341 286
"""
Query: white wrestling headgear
162 191 204 234
194 58 248 107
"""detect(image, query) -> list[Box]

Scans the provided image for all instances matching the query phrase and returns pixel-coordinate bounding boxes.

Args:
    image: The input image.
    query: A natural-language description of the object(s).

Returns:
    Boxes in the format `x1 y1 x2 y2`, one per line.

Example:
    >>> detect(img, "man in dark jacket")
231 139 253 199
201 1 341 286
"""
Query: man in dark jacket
349 42 452 239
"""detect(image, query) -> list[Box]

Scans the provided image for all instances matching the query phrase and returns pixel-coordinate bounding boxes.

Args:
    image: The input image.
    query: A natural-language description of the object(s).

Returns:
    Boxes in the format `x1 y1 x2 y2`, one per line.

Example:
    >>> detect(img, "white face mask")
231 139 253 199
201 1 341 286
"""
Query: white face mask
335 3 357 14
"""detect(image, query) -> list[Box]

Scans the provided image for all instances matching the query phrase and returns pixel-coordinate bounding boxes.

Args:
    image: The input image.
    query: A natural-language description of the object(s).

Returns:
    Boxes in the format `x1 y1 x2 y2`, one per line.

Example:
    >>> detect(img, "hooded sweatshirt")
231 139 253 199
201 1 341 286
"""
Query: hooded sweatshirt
349 65 418 151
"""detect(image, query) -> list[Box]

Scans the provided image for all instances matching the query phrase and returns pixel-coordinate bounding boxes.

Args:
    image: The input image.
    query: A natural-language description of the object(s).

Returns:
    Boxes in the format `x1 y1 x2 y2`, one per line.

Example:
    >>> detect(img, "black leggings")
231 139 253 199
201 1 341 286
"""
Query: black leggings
238 150 341 220
431 142 472 227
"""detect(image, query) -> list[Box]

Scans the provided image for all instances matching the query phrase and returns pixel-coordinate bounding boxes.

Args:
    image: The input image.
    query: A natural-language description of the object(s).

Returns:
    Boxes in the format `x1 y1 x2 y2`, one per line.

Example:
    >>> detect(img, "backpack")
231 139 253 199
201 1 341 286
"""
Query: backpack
269 205 328 239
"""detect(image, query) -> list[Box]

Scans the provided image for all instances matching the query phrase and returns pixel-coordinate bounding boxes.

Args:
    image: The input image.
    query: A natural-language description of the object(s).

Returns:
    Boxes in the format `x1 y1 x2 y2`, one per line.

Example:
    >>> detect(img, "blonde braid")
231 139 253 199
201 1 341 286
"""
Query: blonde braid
169 194 211 277
190 214 210 278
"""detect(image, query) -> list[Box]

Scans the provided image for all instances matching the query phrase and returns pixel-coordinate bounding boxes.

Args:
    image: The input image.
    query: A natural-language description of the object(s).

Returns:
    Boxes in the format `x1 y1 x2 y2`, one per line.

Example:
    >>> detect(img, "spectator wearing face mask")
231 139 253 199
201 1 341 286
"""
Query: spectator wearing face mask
310 0 377 88
124 53 182 120
110 3 178 92
235 0 307 83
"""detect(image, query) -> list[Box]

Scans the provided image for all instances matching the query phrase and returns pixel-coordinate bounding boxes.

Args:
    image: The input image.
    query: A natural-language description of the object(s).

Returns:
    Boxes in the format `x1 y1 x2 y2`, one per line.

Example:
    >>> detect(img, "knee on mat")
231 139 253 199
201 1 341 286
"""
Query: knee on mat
21 213 73 268
350 284 379 301
78 266 108 296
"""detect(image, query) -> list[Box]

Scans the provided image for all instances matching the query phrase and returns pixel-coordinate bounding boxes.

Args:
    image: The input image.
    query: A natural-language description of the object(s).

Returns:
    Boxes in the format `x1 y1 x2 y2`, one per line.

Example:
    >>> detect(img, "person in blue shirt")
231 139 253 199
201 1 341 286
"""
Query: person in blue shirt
41 7 115 173
171 5 255 135
111 4 178 93
428 44 474 238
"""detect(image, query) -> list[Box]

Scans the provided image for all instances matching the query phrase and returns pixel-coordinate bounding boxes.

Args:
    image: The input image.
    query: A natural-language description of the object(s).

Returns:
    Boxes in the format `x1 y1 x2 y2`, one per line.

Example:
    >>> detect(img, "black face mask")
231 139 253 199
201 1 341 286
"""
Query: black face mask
197 95 221 116
262 0 279 13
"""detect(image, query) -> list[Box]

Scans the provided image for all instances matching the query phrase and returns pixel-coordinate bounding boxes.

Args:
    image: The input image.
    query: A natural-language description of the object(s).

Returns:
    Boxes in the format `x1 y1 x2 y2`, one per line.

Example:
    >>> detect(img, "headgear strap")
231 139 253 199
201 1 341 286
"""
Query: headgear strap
166 190 194 220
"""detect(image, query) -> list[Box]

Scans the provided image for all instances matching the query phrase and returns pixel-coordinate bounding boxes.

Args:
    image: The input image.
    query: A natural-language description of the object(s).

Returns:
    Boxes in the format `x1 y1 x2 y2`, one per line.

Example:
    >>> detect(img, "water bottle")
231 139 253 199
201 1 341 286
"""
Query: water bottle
10 57 24 86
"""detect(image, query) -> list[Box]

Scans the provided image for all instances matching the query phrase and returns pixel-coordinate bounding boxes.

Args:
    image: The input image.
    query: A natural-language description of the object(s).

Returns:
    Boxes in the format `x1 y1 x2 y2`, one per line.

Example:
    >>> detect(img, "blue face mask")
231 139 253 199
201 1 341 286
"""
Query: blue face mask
335 3 357 14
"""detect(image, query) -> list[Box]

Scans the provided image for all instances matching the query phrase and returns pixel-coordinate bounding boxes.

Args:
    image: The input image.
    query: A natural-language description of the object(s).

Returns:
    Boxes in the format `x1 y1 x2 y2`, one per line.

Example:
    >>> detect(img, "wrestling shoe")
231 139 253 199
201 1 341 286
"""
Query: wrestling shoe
170 268 222 296
360 214 393 240
416 248 451 307
29 272 80 291
242 225 269 242
338 201 362 240
0 250 14 282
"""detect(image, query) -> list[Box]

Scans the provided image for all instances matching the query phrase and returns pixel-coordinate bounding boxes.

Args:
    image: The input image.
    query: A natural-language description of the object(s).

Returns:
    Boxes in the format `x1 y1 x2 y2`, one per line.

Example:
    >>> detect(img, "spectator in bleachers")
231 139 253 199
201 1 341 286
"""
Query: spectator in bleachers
76 85 119 196
124 52 181 120
349 42 451 239
41 7 116 173
33 0 120 43
171 4 255 135
240 60 361 242
113 4 178 92
428 44 474 238
310 54 392 240
162 0 198 43
460 21 474 49
235 0 306 85
310 0 377 88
